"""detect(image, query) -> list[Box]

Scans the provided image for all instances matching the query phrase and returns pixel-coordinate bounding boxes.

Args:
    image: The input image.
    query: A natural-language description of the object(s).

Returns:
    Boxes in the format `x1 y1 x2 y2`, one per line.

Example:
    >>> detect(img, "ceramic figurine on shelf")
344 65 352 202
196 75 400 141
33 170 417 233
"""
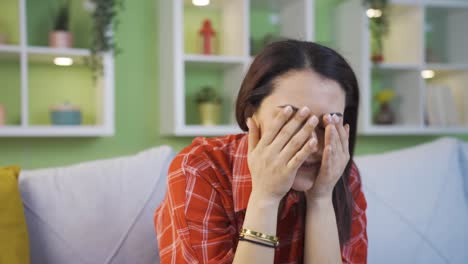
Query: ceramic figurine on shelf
198 19 216 55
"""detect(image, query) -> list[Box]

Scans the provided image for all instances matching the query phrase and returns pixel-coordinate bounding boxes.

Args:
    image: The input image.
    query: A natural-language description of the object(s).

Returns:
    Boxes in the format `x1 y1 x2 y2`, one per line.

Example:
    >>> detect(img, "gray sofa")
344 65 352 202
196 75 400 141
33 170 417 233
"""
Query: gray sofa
18 138 468 263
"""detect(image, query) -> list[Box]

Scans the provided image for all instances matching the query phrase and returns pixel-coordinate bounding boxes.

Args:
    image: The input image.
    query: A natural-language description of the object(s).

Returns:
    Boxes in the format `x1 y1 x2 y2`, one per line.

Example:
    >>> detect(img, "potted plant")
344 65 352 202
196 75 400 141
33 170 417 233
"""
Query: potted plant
49 1 73 48
195 86 222 125
374 88 396 125
362 0 389 63
88 0 124 78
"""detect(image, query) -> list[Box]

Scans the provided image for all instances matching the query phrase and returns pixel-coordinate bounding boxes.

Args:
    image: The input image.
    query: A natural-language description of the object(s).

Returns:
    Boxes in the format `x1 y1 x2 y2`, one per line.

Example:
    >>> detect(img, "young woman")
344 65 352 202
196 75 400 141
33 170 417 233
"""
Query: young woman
155 40 367 264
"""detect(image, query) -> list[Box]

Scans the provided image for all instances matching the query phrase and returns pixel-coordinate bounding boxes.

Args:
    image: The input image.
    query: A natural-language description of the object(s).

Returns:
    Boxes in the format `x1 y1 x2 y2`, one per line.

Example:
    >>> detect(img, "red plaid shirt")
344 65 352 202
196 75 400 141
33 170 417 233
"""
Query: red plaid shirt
155 133 367 263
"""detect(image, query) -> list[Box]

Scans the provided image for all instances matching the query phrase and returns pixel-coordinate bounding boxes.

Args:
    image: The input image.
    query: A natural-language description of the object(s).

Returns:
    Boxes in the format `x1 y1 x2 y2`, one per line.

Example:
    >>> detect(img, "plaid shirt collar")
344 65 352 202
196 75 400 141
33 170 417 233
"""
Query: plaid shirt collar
232 134 302 220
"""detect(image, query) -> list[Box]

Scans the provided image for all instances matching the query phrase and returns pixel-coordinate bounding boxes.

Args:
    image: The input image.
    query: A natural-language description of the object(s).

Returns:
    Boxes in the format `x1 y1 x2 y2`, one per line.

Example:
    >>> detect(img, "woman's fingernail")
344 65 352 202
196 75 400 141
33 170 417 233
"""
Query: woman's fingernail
284 106 292 115
299 107 310 117
333 114 340 123
246 118 251 128
309 115 319 126
309 138 317 147
326 114 332 123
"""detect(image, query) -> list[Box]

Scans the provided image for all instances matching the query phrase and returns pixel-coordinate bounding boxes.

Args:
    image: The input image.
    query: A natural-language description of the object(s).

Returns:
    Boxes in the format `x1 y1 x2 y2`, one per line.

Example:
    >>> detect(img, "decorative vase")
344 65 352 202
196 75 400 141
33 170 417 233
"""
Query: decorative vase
198 103 221 125
0 104 6 126
49 31 73 48
374 102 395 125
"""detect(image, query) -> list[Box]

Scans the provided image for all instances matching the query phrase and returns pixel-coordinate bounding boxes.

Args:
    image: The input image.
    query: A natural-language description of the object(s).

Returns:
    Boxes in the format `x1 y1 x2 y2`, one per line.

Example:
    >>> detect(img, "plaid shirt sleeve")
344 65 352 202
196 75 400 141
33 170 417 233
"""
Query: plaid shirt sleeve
342 163 368 264
154 150 237 264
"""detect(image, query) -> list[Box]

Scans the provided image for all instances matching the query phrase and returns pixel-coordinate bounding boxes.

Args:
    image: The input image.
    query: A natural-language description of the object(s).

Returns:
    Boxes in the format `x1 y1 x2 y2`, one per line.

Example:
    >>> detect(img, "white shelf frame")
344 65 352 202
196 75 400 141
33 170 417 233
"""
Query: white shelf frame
424 0 468 8
0 125 114 137
336 0 468 135
160 0 315 136
0 45 22 53
0 0 115 137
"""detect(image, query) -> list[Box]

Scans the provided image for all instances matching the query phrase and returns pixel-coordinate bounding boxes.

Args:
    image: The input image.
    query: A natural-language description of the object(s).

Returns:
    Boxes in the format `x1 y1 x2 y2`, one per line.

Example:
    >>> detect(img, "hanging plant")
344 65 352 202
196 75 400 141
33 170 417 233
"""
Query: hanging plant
87 0 125 79
362 0 389 63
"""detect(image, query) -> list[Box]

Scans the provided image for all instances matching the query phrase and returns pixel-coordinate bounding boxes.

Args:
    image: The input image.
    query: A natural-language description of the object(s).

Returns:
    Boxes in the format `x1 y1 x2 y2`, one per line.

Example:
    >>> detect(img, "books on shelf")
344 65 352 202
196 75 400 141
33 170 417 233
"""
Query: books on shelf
425 84 460 127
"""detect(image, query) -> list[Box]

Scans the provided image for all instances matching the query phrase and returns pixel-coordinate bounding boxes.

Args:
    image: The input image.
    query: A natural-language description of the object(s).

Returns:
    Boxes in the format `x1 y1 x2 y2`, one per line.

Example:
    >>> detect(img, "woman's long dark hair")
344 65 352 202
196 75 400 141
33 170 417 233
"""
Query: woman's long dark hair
235 40 359 246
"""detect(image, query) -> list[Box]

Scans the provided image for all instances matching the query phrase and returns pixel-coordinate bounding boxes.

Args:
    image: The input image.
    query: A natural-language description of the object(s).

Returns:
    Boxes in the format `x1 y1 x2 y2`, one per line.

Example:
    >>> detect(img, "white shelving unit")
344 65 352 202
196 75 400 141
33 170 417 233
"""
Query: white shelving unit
0 0 114 137
336 0 468 135
159 0 314 136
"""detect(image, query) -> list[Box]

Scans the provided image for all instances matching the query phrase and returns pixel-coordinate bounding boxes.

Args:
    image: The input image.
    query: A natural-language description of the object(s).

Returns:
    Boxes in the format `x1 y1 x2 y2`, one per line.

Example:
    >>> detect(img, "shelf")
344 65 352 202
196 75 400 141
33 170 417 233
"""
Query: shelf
184 54 247 69
424 69 468 127
0 53 22 126
378 4 423 65
26 0 94 49
250 0 313 55
0 0 115 137
424 1 468 8
27 46 90 65
183 0 247 57
27 46 90 56
0 45 21 53
425 6 468 64
0 125 113 137
0 0 20 46
424 63 468 71
174 125 242 136
372 63 421 70
27 60 98 126
0 51 21 61
371 68 423 126
184 62 244 126
160 0 316 136
336 0 468 135
363 125 468 135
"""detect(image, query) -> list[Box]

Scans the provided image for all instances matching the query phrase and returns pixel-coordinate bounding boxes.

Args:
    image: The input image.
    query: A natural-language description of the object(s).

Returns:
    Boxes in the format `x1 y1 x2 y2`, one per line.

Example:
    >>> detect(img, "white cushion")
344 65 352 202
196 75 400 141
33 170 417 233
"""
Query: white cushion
462 142 468 196
355 137 468 264
19 146 175 264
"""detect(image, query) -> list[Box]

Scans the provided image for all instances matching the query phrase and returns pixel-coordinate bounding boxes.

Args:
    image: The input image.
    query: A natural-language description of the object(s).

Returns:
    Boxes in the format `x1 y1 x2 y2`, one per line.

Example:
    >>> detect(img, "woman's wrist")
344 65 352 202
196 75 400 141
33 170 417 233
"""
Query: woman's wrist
248 190 282 210
305 192 333 211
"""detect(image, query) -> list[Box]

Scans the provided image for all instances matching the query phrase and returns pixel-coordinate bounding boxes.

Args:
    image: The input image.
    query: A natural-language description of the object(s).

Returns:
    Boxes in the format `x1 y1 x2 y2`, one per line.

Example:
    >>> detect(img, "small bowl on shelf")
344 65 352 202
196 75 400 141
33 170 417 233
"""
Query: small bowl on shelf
49 103 82 125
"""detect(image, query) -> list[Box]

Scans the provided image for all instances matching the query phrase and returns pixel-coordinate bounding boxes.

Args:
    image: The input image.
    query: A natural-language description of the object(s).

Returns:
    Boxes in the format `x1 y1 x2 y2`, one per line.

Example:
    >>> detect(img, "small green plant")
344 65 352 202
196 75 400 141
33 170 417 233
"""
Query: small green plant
53 3 70 31
362 0 389 61
195 86 222 104
50 0 71 31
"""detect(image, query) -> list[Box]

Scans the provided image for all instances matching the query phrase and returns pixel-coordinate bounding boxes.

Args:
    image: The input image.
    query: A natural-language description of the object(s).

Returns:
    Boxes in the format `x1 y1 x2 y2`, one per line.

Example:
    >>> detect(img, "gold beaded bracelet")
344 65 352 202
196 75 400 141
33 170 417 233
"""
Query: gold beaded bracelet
239 228 279 247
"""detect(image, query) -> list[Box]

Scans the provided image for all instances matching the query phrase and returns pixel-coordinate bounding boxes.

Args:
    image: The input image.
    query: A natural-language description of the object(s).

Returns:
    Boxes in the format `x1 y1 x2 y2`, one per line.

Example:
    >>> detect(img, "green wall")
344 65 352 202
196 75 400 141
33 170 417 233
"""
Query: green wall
0 0 466 169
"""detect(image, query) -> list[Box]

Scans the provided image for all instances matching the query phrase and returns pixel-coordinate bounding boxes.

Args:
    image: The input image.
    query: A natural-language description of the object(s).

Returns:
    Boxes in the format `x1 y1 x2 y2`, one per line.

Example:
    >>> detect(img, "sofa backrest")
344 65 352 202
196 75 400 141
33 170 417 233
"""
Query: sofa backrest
355 137 468 264
19 146 175 264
